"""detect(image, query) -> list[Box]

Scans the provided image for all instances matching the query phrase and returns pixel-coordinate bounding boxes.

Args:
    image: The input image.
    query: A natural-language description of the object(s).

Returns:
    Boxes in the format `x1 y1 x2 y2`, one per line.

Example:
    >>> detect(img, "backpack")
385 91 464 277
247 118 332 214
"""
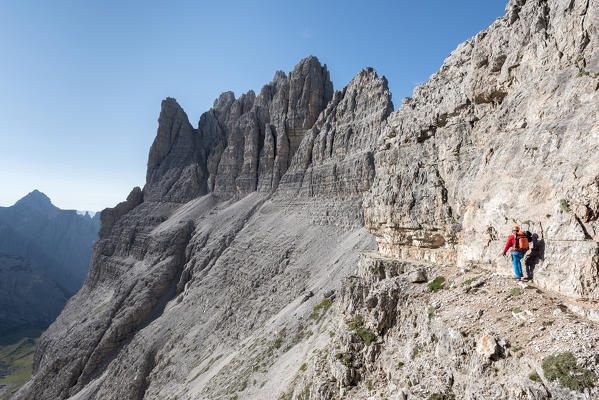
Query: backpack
514 232 529 252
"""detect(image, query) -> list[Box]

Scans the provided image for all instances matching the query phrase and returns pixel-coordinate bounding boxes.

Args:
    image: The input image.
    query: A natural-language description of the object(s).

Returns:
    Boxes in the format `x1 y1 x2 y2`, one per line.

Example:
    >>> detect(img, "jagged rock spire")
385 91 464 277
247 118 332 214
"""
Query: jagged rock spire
143 56 334 202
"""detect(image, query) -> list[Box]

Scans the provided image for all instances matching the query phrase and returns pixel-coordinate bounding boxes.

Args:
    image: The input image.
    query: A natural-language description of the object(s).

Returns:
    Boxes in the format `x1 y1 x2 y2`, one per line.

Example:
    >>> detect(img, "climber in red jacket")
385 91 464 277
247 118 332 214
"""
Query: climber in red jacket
502 226 530 280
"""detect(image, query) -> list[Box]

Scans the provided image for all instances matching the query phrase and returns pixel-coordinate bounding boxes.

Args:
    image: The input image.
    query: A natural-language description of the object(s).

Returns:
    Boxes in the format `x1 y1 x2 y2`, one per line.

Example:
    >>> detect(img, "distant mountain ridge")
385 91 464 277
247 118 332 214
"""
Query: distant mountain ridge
0 190 100 336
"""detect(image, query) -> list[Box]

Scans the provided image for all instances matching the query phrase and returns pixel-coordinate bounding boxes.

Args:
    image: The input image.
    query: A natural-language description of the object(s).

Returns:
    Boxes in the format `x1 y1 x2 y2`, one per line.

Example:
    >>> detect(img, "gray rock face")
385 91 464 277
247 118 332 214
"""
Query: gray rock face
0 190 99 335
305 252 598 400
98 186 143 238
144 56 333 203
16 1 599 399
276 67 393 227
365 0 599 299
0 254 68 333
145 99 206 202
15 57 372 400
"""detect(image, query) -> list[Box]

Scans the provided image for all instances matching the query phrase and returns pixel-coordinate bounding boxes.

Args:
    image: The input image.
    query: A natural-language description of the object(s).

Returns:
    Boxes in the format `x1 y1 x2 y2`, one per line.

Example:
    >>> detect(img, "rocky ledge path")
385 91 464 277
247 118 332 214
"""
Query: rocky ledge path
285 252 599 400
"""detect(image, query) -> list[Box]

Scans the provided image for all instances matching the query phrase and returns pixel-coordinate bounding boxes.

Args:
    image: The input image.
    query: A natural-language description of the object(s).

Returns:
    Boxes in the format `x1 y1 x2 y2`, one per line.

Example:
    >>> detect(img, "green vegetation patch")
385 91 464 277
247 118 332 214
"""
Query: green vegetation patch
542 352 596 392
560 199 570 212
0 329 43 400
356 327 377 346
291 322 309 346
429 392 456 400
308 298 333 323
428 276 446 293
369 263 384 275
529 371 542 382
427 306 436 320
335 352 351 367
190 354 223 381
347 315 364 331
510 287 522 296
346 315 377 346
512 307 522 314
239 378 248 391
462 276 479 286
577 68 590 77
411 345 423 360
297 382 312 400
273 327 287 349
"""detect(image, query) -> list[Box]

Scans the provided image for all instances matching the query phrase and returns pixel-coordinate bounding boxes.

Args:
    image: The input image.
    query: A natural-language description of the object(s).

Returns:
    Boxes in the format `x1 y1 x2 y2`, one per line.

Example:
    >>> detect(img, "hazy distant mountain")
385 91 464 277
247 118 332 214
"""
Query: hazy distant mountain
0 190 100 335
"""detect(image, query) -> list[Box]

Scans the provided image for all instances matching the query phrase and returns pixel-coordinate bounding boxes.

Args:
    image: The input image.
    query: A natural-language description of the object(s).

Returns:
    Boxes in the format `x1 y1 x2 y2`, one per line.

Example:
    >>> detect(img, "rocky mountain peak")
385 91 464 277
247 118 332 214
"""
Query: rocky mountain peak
14 190 56 214
143 55 334 203
212 91 235 111
272 70 287 82
146 97 194 173
285 55 333 132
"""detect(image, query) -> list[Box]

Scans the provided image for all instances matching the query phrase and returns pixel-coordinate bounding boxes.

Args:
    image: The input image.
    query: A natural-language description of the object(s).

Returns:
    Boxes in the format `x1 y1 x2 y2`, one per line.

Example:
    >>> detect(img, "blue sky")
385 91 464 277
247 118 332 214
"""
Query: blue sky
0 0 507 211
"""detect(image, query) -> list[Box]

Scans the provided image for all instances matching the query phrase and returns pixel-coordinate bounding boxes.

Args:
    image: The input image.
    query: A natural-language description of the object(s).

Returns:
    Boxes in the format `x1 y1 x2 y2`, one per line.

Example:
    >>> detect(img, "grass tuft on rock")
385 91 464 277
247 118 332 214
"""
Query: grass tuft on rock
347 315 364 331
429 390 456 399
369 263 384 274
297 382 312 400
347 315 377 346
335 352 351 367
427 306 436 319
411 345 422 360
356 327 377 346
542 352 596 392
462 276 479 286
559 199 570 212
529 371 541 382
309 298 333 323
428 276 445 293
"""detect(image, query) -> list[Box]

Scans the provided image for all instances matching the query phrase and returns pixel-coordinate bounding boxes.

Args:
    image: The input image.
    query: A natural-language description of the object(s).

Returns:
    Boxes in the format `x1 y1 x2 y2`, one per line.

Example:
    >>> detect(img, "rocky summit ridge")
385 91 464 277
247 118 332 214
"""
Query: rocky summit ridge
144 56 334 203
16 1 599 399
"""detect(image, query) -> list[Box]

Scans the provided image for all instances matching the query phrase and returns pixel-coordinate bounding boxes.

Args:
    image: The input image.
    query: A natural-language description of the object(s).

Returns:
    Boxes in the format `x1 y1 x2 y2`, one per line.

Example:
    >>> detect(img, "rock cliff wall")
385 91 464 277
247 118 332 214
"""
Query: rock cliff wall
365 0 599 299
144 56 333 203
16 55 382 400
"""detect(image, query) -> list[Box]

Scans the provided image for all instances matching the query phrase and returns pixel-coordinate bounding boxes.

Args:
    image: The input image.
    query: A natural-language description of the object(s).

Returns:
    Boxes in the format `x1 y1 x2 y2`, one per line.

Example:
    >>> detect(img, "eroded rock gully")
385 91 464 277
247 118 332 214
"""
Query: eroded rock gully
15 0 599 399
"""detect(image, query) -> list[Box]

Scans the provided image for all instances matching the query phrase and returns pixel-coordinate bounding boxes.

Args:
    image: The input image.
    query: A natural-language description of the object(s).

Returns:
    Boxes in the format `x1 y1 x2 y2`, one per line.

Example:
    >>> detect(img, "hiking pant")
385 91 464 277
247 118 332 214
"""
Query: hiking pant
511 251 525 278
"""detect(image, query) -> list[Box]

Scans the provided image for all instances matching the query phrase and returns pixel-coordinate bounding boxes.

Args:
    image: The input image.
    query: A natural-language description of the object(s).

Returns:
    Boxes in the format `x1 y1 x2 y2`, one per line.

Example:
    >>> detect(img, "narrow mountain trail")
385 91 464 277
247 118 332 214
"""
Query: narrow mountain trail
288 253 599 399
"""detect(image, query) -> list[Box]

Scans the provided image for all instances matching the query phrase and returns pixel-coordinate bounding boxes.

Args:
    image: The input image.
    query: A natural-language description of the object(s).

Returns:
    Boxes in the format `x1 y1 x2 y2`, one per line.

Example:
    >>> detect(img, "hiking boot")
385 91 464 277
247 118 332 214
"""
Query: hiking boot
512 277 521 280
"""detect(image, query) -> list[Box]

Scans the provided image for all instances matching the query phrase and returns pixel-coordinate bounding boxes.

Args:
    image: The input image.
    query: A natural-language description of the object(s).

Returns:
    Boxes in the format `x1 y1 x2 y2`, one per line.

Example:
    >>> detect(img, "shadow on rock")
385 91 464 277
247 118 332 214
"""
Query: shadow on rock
525 233 545 279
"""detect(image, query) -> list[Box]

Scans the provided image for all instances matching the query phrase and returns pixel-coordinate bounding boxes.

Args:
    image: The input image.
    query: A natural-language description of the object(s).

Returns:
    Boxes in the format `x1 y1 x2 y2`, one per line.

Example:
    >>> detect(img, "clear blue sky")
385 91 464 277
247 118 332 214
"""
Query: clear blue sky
0 0 508 211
